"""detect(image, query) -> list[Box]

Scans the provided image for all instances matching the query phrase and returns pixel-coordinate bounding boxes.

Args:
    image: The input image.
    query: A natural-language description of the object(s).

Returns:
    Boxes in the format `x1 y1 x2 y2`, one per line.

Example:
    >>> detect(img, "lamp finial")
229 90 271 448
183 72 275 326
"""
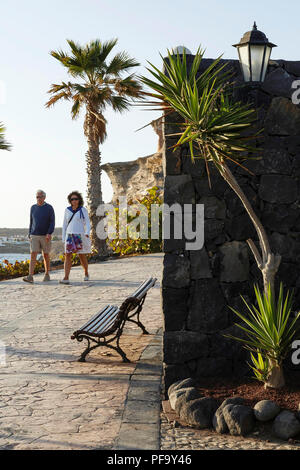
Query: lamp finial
253 21 257 31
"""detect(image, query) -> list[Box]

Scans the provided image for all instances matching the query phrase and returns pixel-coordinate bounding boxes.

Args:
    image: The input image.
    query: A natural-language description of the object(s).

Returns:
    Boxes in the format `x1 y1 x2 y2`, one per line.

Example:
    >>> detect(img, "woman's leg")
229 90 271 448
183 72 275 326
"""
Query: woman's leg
78 254 89 276
64 253 72 280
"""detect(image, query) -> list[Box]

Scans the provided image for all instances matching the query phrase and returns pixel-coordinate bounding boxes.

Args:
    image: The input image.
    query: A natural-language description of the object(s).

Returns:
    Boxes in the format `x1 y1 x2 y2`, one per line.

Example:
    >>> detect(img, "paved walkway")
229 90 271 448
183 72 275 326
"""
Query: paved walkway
0 253 163 450
160 414 300 450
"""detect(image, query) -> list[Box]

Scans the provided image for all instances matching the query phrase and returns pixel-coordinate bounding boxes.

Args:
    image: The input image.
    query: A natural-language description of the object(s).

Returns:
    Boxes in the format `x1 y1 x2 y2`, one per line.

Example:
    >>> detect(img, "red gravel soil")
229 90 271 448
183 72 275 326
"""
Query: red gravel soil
196 375 300 412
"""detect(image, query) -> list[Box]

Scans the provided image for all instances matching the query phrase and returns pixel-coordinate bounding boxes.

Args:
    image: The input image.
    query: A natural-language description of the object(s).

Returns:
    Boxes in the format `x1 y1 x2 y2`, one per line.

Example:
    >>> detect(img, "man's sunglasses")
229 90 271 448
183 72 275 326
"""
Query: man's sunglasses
36 196 44 199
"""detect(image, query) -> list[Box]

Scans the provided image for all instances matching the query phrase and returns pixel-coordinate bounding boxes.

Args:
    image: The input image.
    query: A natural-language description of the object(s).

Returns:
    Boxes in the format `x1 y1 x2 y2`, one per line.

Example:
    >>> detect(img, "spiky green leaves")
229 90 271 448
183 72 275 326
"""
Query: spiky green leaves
0 122 11 151
140 48 259 174
226 283 300 366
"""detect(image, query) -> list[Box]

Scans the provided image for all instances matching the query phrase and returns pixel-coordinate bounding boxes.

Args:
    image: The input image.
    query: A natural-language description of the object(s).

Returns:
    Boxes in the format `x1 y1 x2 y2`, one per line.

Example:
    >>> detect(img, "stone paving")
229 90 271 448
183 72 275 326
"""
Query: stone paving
160 413 300 450
0 253 163 450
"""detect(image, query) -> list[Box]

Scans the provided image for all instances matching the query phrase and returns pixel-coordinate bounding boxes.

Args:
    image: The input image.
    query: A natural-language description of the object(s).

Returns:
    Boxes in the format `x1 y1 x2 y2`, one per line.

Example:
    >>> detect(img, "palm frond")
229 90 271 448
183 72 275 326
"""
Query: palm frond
47 38 141 142
106 52 140 76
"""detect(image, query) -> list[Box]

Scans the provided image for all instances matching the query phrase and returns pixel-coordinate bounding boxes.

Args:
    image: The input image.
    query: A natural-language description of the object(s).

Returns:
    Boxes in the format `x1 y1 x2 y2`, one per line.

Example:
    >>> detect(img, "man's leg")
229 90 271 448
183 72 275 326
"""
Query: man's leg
43 253 50 275
23 251 37 283
78 254 89 277
29 252 38 276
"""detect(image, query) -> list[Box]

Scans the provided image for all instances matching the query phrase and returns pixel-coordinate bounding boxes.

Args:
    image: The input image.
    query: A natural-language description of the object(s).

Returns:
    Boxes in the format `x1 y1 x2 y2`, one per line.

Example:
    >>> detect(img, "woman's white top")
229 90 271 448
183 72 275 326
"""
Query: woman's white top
62 206 91 241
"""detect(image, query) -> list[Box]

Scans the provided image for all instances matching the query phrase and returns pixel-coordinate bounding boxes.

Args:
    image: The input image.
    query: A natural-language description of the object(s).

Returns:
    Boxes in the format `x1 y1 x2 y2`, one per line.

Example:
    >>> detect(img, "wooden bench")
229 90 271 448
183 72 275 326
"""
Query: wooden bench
71 277 157 363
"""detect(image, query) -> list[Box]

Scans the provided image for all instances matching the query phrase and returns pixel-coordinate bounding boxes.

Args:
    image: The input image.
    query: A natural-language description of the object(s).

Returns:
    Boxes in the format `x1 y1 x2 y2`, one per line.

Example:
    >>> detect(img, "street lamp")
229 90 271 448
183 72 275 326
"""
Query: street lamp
233 22 277 83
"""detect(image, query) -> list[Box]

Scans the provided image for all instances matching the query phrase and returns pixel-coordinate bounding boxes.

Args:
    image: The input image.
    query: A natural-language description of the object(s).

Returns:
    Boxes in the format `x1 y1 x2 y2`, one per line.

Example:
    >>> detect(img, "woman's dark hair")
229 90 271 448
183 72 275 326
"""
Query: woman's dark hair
67 191 84 207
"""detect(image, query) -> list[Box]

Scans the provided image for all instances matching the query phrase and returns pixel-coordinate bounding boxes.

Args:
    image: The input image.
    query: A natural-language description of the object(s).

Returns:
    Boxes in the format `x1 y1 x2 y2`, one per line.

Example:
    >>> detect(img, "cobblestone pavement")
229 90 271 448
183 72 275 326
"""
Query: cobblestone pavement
160 414 300 450
0 254 163 450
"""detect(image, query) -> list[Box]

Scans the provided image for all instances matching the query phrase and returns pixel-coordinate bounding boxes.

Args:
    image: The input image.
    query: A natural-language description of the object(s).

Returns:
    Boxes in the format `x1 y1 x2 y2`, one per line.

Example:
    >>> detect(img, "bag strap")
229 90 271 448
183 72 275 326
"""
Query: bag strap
67 211 77 227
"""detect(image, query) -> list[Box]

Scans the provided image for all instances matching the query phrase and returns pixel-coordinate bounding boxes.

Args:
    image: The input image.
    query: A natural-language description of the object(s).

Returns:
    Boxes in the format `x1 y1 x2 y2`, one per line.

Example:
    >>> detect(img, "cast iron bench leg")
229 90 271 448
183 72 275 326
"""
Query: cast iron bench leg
77 337 130 363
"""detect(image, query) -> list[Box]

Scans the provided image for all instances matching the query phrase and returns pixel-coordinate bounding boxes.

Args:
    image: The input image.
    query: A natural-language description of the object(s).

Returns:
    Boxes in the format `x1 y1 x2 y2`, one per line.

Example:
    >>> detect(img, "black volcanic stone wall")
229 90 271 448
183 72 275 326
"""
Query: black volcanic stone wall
162 56 300 393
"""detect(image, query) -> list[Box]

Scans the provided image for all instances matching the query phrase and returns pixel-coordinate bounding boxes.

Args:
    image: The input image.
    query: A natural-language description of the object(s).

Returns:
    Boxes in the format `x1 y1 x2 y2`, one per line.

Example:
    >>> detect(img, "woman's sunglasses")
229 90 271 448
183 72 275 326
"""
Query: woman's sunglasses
71 198 79 201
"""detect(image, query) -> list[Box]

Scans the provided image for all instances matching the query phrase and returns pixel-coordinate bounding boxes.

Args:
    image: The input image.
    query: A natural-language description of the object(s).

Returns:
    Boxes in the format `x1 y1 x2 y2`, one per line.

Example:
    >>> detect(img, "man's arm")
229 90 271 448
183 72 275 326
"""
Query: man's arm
46 205 55 239
28 206 33 237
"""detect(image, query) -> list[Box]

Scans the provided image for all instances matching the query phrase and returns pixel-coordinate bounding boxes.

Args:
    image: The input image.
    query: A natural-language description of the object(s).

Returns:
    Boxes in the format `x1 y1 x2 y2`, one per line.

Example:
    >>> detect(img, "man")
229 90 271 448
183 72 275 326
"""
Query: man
23 190 55 283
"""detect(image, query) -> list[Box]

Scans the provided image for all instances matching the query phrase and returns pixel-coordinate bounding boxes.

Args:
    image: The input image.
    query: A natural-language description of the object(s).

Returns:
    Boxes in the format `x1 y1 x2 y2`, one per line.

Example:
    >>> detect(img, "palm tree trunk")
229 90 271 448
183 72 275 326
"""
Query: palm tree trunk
220 162 281 296
85 111 107 255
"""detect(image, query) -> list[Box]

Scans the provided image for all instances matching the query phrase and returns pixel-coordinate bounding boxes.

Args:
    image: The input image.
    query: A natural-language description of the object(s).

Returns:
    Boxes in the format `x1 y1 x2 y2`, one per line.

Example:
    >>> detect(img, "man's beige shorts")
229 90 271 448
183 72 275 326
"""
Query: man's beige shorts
30 235 51 254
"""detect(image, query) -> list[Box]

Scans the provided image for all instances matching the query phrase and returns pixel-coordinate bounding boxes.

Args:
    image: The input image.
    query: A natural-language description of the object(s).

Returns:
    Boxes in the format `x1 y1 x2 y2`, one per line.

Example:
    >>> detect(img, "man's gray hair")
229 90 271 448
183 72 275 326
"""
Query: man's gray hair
36 189 46 197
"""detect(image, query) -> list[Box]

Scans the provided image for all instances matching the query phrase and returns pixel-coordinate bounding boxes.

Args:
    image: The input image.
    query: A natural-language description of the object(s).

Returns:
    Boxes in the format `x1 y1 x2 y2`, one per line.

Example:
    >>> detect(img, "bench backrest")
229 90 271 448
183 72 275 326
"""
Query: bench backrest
130 277 157 300
118 278 157 316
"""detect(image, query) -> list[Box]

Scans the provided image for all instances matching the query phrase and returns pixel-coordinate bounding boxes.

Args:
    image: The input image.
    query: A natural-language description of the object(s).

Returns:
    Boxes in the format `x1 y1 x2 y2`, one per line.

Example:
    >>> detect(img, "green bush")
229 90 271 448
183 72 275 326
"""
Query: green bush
0 258 44 281
108 186 163 256
59 250 98 266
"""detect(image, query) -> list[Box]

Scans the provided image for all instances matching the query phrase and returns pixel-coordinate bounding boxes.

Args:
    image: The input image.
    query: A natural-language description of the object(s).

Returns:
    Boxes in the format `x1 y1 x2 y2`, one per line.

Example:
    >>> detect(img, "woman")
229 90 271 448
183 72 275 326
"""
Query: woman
60 191 91 284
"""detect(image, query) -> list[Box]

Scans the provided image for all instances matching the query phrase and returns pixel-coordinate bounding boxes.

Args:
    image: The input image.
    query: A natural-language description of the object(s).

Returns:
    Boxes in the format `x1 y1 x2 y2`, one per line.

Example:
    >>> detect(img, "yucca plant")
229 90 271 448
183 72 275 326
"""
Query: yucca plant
0 122 11 150
249 350 270 384
140 48 281 296
46 39 143 254
227 283 300 388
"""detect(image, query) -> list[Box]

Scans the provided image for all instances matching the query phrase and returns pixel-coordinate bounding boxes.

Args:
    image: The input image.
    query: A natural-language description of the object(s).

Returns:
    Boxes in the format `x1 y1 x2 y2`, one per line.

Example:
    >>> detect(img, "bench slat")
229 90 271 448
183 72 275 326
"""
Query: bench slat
87 308 119 334
78 305 112 332
85 306 118 333
94 314 120 334
131 278 153 299
84 306 118 333
78 306 118 334
135 278 157 300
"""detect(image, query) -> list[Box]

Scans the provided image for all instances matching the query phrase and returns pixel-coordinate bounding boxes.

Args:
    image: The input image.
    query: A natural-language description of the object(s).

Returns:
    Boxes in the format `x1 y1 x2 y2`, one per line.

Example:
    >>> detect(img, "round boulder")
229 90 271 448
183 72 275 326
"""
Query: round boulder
222 404 255 436
169 388 192 411
174 387 202 415
273 410 300 440
254 400 280 422
168 378 196 398
213 397 245 434
180 397 219 428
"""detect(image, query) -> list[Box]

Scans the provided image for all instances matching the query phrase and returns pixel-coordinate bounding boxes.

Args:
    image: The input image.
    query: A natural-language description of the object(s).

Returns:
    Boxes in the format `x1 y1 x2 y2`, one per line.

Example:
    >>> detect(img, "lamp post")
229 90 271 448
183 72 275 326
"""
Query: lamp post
233 22 277 83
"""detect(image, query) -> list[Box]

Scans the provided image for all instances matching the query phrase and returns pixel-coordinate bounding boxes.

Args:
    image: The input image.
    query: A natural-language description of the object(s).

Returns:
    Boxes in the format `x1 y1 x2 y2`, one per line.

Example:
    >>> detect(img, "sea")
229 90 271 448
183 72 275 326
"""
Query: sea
0 253 30 265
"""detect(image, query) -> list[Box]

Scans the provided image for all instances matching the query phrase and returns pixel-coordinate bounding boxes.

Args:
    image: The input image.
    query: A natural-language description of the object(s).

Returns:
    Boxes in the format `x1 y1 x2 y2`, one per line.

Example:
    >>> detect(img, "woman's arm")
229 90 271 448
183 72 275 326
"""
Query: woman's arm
83 207 91 236
62 209 68 241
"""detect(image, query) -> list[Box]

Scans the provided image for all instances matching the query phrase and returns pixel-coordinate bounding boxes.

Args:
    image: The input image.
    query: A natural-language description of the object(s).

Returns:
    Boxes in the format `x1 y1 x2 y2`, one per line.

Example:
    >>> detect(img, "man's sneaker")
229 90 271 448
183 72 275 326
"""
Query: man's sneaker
43 273 50 282
84 275 89 281
23 275 34 284
59 279 70 285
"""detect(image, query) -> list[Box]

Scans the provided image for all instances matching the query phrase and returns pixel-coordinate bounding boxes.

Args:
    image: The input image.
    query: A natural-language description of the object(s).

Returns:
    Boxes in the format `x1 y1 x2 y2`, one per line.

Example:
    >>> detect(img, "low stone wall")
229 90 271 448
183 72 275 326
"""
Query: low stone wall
162 56 300 392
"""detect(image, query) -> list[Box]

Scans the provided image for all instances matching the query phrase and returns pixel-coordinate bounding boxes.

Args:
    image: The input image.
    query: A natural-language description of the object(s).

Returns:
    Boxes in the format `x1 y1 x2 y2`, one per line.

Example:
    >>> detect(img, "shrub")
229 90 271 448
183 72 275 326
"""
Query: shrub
0 258 44 281
59 249 98 266
108 186 163 256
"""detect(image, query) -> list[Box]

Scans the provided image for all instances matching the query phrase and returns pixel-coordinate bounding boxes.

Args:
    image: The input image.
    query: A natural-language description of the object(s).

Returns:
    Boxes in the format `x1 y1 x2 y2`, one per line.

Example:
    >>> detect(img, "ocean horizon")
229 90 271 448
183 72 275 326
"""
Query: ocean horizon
0 253 30 265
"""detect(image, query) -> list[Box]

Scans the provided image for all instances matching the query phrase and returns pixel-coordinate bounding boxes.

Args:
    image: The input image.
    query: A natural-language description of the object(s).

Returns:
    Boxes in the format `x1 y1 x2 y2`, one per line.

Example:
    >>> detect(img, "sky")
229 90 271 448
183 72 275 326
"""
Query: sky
1 0 300 228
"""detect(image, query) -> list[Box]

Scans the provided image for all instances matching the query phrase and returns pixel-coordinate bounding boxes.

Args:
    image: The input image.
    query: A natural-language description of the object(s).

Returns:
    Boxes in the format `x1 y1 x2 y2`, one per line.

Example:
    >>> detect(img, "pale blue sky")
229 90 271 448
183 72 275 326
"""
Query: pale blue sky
1 0 300 227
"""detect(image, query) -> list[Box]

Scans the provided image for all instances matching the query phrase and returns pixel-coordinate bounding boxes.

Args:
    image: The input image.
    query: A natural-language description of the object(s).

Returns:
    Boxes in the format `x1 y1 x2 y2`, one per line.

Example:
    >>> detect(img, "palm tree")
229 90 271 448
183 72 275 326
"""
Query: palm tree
0 122 11 150
46 39 143 254
140 48 281 297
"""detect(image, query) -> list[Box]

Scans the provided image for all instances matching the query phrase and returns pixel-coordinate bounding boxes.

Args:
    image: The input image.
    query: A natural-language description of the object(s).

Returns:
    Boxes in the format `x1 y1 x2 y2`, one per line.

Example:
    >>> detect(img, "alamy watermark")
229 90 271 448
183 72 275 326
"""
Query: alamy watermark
95 197 204 251
291 340 300 365
292 80 300 104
